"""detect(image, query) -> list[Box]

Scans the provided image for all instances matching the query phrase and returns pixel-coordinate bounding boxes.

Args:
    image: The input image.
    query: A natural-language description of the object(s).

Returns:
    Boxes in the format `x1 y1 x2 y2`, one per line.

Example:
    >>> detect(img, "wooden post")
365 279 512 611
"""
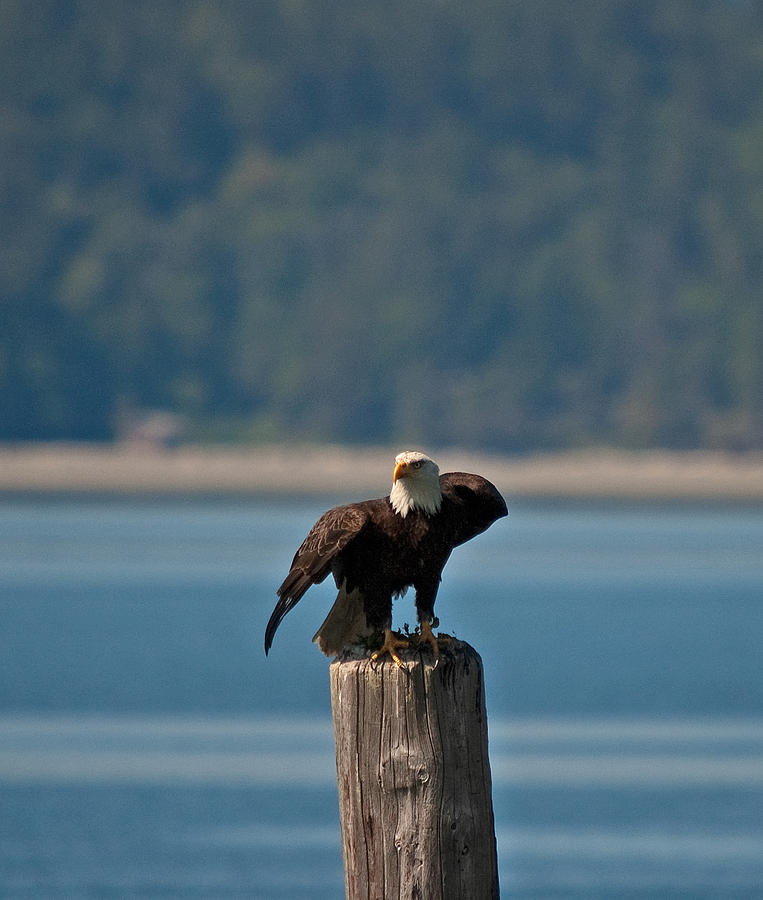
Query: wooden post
330 641 500 900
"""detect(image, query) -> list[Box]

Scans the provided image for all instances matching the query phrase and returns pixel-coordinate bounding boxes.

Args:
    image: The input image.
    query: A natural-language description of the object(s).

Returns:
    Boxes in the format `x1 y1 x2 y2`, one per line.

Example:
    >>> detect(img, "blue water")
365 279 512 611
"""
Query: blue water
1 496 762 898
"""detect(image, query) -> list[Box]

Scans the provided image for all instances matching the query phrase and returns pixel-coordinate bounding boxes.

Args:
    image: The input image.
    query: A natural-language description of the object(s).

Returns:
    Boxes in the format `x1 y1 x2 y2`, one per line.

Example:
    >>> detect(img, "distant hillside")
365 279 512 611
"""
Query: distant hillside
2 0 762 450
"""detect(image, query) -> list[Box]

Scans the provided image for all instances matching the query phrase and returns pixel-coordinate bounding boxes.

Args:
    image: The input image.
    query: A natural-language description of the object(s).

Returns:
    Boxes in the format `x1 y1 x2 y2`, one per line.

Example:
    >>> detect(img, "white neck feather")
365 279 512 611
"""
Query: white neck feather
389 475 442 518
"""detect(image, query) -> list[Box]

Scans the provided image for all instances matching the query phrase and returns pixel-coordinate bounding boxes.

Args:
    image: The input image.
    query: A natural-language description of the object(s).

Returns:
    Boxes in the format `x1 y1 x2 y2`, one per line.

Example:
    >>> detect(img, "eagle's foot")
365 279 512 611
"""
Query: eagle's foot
370 627 409 667
417 619 450 656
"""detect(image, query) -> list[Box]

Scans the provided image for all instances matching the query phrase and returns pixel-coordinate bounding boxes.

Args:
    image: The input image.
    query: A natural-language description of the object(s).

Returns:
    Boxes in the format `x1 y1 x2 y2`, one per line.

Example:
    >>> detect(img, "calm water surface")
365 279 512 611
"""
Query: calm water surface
1 496 762 898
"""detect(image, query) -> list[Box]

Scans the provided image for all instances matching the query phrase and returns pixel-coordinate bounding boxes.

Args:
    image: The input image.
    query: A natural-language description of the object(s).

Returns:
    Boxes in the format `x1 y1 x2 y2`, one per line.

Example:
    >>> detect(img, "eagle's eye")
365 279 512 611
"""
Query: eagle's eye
412 460 422 469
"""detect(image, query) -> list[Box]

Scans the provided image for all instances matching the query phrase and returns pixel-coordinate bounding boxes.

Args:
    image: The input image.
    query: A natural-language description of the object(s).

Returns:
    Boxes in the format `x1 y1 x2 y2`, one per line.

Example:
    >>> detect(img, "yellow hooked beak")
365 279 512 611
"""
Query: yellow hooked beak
393 461 407 483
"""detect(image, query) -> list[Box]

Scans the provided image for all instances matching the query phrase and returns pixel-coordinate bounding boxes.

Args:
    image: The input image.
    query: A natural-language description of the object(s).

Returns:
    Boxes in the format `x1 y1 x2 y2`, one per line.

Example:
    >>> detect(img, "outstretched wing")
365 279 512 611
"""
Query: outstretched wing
439 472 508 547
264 503 371 653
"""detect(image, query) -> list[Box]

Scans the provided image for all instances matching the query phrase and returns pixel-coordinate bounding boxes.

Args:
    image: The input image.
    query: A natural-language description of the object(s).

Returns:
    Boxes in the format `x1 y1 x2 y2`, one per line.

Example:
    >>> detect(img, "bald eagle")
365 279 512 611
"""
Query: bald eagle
264 450 507 663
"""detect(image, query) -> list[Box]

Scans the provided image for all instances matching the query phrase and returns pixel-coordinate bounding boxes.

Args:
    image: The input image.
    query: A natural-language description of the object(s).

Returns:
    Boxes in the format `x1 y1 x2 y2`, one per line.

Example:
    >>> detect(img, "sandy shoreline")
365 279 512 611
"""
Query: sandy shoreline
1 443 762 502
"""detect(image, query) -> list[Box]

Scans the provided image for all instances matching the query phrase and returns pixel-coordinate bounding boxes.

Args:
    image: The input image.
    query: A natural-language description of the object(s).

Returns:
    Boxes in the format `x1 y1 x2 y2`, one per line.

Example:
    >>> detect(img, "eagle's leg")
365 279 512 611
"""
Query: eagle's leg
418 618 449 656
414 582 450 657
370 626 409 667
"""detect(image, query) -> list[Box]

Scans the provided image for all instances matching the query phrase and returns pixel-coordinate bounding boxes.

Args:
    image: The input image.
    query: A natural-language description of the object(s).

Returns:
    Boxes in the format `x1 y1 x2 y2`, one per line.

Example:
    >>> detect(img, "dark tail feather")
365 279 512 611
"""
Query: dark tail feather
264 596 296 654
264 570 314 654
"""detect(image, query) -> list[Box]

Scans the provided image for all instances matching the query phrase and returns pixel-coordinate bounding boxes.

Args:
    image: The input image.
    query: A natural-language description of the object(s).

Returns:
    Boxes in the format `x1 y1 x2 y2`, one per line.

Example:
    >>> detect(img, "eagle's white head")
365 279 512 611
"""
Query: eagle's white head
389 450 442 518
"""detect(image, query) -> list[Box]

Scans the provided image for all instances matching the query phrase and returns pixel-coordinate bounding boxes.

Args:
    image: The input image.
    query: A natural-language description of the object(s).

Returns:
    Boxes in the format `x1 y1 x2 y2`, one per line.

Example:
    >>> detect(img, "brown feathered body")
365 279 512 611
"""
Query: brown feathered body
264 472 507 656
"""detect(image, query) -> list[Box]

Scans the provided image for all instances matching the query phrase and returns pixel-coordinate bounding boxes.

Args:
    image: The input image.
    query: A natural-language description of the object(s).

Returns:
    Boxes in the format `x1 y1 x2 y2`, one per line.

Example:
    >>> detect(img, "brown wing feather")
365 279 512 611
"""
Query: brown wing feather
264 503 371 653
439 472 508 546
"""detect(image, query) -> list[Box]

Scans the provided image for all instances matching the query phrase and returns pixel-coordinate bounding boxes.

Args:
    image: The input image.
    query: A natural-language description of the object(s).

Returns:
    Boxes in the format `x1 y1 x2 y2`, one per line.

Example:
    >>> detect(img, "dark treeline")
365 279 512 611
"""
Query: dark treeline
2 0 762 450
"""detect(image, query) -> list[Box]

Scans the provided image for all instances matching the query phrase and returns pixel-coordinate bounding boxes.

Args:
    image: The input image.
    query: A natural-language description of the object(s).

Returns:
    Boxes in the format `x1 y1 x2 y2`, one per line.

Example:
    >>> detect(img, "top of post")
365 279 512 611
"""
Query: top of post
329 637 483 673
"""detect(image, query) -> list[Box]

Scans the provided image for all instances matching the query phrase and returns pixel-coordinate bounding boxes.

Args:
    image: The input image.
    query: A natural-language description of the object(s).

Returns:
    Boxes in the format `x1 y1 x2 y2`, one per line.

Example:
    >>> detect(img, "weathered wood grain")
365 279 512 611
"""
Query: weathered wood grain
330 642 499 899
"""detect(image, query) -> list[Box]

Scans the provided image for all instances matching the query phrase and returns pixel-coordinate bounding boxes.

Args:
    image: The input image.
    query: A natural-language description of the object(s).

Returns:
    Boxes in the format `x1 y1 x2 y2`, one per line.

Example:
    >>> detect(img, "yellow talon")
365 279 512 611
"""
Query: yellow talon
418 619 450 656
370 627 409 667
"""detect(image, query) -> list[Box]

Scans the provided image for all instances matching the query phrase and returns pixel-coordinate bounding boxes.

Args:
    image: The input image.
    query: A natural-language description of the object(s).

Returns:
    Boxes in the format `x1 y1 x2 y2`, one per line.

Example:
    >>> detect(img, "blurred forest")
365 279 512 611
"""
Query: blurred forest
2 0 762 451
